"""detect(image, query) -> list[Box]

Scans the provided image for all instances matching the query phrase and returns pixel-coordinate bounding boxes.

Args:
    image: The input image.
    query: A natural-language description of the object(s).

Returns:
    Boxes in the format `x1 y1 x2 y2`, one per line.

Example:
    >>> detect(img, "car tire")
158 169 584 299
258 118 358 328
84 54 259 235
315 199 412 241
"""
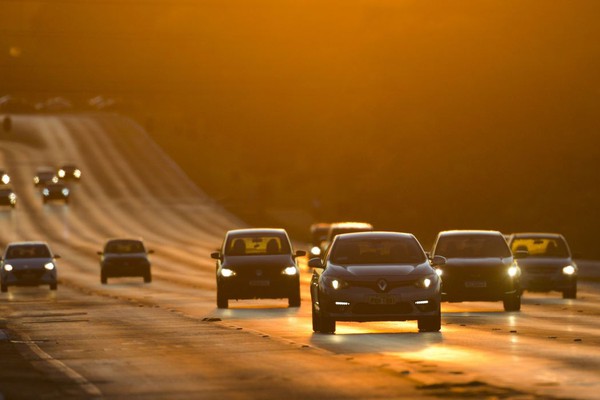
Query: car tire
216 285 228 309
563 285 577 299
50 283 57 291
288 289 301 307
503 294 521 311
311 303 321 332
319 314 336 334
144 270 152 283
1 284 7 293
418 305 441 332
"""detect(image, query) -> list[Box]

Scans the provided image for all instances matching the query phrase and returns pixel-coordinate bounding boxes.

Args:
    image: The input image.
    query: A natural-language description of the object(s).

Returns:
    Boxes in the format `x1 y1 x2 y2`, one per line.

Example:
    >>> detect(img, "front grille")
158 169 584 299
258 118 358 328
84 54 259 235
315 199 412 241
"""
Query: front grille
525 266 561 274
353 302 412 315
351 280 416 291
14 270 45 280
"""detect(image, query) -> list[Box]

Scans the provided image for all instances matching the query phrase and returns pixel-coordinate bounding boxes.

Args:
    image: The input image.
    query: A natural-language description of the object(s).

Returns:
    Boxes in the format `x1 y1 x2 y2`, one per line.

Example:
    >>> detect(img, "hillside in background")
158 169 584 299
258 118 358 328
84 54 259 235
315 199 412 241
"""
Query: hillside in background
2 0 600 254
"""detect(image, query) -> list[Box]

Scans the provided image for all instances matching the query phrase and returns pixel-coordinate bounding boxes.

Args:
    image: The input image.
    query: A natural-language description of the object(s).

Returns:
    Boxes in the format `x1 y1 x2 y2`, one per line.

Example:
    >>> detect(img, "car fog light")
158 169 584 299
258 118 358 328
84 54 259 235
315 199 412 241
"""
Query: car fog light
44 263 55 270
220 268 235 277
562 265 576 275
4 264 13 272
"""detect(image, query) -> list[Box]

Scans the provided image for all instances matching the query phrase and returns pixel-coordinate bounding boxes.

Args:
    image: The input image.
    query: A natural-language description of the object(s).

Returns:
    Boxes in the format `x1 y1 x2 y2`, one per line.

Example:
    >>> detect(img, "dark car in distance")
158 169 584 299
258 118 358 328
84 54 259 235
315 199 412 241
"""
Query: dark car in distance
508 233 577 299
98 239 153 284
42 182 70 204
0 186 17 208
211 228 305 309
0 169 10 185
309 222 331 258
431 230 522 311
1 241 59 292
34 167 58 187
57 164 82 181
309 232 444 334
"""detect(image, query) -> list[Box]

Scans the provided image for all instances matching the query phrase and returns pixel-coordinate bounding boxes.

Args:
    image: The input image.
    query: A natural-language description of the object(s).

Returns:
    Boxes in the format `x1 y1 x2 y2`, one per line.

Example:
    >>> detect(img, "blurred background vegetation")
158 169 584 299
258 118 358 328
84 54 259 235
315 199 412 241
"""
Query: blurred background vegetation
2 0 600 253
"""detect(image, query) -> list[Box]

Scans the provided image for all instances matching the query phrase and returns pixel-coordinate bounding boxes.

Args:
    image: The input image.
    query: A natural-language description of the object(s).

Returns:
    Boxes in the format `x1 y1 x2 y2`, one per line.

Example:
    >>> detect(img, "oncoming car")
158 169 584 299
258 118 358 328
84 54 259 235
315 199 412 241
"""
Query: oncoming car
211 228 306 309
98 239 154 284
319 222 374 254
309 232 444 334
0 186 17 208
0 170 10 185
57 164 82 181
508 233 577 299
309 222 330 258
42 182 70 204
1 241 60 292
431 230 522 311
34 167 58 187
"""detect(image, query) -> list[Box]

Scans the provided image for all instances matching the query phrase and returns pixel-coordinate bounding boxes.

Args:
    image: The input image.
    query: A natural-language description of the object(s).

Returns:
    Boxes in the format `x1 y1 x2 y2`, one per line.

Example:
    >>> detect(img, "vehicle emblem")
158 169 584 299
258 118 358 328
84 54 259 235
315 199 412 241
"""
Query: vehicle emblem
377 279 388 292
256 269 263 277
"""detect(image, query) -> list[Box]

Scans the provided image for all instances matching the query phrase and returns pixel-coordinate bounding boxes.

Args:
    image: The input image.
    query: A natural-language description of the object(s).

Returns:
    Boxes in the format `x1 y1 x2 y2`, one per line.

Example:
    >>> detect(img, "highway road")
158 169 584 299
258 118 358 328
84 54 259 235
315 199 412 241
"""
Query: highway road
1 113 599 399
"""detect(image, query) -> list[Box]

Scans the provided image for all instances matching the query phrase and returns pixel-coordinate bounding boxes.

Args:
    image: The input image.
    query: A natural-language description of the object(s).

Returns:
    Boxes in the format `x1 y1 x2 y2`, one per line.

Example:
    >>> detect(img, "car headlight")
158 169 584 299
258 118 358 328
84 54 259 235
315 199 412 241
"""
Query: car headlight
44 262 55 270
74 169 81 178
415 275 436 289
507 265 519 277
4 264 13 272
310 246 321 256
435 268 443 277
42 188 50 196
220 268 236 277
329 278 349 290
52 176 59 183
9 193 16 201
283 266 298 276
58 170 66 178
1 174 9 184
563 265 576 275
34 177 40 184
62 188 70 196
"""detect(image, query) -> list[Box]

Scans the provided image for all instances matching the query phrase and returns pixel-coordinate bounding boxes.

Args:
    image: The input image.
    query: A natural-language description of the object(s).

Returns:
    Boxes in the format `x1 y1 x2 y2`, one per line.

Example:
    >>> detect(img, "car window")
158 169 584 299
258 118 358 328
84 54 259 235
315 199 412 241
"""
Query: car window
435 234 511 258
511 237 569 258
330 238 426 265
225 235 291 256
6 245 51 259
105 241 145 254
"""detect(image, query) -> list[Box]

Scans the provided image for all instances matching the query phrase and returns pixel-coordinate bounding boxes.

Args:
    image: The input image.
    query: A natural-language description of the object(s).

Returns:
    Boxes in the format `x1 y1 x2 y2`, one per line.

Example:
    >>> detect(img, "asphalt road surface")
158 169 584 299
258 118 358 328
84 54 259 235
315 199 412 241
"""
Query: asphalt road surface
0 114 599 399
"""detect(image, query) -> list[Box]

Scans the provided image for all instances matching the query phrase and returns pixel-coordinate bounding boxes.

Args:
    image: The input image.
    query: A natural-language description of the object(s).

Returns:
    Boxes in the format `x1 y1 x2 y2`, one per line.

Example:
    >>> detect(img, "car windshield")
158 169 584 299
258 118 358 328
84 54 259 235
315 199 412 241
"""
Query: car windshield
435 234 511 258
225 234 291 256
105 240 145 254
511 237 570 258
6 244 51 259
330 237 426 265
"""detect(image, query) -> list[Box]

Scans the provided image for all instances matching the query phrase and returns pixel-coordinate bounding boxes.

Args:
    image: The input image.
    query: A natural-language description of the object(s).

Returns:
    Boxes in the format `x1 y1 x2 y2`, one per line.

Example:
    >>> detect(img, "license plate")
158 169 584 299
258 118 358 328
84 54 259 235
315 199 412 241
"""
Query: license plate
465 281 487 288
249 280 270 287
368 295 397 305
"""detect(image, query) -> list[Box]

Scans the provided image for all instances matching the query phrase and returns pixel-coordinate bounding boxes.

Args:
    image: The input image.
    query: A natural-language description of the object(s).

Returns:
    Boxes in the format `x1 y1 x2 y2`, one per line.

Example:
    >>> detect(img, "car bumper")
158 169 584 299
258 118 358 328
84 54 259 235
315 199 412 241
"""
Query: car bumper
102 264 149 277
441 278 520 302
521 273 576 292
318 286 440 322
2 270 57 286
218 276 299 299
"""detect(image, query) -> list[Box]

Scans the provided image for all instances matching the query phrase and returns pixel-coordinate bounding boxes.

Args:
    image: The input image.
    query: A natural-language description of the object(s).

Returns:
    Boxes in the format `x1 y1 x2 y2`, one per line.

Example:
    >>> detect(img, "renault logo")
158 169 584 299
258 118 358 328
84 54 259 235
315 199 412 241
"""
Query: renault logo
255 269 263 277
377 279 388 292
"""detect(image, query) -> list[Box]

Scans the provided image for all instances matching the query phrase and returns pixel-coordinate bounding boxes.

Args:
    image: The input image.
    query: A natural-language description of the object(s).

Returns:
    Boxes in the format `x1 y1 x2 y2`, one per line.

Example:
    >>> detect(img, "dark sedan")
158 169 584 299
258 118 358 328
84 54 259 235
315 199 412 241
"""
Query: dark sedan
431 230 522 311
57 164 82 181
508 233 577 299
211 228 305 309
98 239 153 284
0 186 17 208
1 241 59 292
309 232 444 334
42 183 70 204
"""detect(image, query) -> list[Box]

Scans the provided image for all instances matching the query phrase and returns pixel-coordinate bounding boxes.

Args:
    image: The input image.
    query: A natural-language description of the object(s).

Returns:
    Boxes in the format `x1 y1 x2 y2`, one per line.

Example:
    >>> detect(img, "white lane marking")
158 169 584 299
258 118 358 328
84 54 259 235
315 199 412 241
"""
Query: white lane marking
19 333 102 398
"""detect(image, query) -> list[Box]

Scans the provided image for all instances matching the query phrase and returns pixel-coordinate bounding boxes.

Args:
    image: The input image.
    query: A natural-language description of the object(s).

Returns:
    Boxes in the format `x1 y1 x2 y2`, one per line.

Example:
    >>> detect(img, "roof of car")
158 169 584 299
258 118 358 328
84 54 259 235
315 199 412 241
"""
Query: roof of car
226 228 288 236
438 230 503 236
105 238 144 243
335 231 415 240
509 232 564 239
6 241 50 247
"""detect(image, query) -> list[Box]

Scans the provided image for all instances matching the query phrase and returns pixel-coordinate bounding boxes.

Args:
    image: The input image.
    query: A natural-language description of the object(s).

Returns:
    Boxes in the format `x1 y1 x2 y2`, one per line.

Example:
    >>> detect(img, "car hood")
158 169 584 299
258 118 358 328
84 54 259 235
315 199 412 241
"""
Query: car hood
222 254 295 268
443 257 512 268
3 258 53 269
326 262 433 277
517 257 573 268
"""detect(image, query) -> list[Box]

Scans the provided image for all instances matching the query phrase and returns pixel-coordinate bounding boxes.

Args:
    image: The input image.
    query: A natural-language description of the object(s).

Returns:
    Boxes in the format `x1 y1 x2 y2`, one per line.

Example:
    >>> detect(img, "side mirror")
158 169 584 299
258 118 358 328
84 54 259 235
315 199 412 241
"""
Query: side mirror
431 255 446 266
147 249 155 254
295 250 306 258
54 254 61 259
308 257 324 269
211 252 222 260
513 250 529 259
97 251 103 256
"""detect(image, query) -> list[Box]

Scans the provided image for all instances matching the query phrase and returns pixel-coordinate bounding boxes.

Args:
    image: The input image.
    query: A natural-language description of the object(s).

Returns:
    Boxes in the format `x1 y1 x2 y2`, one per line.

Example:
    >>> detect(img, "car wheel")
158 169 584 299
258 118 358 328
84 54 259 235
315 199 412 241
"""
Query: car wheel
50 283 57 291
216 285 228 309
319 314 336 334
418 310 441 333
563 285 577 299
288 289 301 307
101 273 107 284
1 284 7 293
503 294 521 311
311 303 321 333
144 270 152 283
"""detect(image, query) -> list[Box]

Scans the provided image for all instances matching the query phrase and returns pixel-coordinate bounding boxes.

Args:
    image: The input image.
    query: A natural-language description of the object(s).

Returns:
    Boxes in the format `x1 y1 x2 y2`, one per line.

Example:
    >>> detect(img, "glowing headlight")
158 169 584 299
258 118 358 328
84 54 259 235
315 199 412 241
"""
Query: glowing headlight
9 193 16 201
4 264 13 271
310 246 321 256
435 269 443 277
563 265 576 275
415 275 436 289
283 266 297 276
52 176 58 183
220 268 235 277
507 266 519 277
1 174 9 184
42 188 50 196
58 169 66 178
331 279 342 290
62 188 70 196
44 262 55 270
74 169 81 178
34 177 40 184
